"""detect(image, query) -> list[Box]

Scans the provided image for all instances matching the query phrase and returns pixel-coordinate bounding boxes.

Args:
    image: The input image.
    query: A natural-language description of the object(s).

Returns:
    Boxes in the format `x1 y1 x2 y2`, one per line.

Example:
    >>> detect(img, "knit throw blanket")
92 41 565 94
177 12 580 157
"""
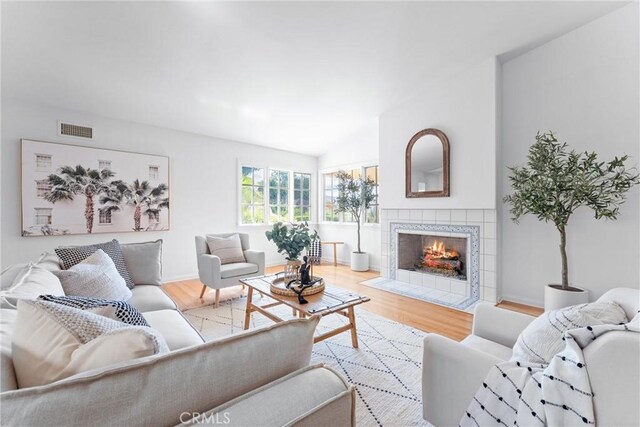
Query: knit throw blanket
460 314 639 427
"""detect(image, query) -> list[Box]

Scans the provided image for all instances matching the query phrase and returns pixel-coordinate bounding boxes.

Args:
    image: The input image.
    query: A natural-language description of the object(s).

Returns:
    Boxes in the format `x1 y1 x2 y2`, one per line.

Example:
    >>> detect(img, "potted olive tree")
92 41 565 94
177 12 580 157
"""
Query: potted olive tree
335 171 377 271
265 221 319 280
504 132 639 310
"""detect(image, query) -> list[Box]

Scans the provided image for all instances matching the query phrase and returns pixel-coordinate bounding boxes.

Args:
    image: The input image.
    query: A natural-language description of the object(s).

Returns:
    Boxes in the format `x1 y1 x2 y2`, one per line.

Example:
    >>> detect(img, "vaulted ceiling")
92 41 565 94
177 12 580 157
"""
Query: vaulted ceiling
1 1 626 156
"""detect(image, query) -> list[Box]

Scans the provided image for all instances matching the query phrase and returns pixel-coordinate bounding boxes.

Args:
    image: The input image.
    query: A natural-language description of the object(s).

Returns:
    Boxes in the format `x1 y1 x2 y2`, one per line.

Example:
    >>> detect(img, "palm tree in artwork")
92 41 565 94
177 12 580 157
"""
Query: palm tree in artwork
45 165 114 234
100 180 169 231
143 184 169 229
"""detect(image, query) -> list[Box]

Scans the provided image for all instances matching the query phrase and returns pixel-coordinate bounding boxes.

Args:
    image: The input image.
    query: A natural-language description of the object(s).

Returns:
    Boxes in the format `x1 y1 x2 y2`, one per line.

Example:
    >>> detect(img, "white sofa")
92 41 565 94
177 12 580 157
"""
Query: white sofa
423 288 640 427
0 248 354 426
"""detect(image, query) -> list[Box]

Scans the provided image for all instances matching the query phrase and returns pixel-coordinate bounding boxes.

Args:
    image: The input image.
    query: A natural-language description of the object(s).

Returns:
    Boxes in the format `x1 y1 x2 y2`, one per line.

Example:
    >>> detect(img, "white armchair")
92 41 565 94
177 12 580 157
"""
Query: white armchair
422 288 640 427
195 233 265 306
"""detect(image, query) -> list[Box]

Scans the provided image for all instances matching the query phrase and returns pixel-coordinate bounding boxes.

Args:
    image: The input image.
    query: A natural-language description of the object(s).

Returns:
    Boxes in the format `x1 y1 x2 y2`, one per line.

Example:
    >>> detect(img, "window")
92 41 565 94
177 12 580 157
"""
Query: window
149 165 159 180
322 165 379 224
268 170 289 222
99 160 112 171
364 165 379 223
241 166 265 224
323 172 339 222
293 172 311 221
35 179 52 198
99 210 112 224
34 208 52 225
36 154 52 171
342 169 362 223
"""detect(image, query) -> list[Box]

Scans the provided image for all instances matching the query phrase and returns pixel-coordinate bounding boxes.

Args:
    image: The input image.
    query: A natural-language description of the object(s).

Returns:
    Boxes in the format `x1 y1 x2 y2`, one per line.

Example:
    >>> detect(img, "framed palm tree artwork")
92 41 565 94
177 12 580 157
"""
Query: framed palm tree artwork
21 139 170 236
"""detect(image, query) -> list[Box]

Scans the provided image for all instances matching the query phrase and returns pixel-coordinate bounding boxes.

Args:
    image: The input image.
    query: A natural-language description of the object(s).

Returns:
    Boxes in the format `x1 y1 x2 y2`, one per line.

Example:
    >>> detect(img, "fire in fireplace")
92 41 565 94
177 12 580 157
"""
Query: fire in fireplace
417 240 465 279
397 233 468 281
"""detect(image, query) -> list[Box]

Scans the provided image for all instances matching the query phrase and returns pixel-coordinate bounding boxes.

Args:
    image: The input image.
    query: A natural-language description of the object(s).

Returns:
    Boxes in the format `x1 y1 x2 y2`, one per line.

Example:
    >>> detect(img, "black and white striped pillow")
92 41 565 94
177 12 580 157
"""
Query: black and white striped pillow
55 240 135 289
308 239 322 264
38 294 148 327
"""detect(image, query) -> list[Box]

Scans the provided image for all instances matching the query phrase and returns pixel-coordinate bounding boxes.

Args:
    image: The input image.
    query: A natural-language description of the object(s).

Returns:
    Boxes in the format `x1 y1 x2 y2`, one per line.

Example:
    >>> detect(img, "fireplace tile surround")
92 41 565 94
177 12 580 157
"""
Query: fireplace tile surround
375 209 498 309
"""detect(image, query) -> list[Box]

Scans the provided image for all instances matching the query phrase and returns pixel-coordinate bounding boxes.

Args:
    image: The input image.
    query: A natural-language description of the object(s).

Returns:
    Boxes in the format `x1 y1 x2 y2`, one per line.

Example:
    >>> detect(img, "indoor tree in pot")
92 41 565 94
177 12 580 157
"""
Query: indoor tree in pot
504 131 639 310
265 221 319 280
335 171 377 271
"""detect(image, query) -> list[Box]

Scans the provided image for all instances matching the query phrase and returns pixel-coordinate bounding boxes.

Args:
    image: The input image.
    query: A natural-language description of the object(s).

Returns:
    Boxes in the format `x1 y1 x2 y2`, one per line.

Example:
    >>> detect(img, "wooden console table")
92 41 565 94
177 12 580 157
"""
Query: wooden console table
321 241 344 266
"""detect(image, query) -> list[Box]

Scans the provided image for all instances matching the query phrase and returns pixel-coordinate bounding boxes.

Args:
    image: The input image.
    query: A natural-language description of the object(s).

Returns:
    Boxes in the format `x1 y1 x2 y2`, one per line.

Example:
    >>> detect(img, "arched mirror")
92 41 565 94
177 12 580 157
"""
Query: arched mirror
405 128 450 198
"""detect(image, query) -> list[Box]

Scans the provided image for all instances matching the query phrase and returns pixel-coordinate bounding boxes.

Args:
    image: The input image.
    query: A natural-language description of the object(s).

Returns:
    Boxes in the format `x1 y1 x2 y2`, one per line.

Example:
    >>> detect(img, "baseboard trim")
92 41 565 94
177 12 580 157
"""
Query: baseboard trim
500 293 543 308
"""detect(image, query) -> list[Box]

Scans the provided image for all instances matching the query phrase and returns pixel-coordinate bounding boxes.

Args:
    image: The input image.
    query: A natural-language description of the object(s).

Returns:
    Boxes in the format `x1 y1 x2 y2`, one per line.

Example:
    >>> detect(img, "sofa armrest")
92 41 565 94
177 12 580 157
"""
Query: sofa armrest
0 316 320 427
244 250 265 275
197 254 221 286
585 330 640 426
472 303 535 348
423 333 503 426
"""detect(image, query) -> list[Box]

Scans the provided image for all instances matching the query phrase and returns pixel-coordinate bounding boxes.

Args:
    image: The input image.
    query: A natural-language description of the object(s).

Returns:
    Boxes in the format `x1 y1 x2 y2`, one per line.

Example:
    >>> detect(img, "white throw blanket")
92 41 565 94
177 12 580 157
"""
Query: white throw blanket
460 315 639 427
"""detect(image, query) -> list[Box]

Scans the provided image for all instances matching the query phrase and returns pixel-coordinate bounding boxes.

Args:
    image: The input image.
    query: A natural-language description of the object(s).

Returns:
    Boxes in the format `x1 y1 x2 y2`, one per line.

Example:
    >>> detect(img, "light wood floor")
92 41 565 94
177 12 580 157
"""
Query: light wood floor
163 264 543 342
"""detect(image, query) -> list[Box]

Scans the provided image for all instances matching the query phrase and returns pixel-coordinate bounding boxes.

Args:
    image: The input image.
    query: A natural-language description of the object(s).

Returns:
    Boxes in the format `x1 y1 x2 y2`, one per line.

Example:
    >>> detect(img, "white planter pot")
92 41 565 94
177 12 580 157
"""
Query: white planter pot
544 284 589 311
350 252 369 272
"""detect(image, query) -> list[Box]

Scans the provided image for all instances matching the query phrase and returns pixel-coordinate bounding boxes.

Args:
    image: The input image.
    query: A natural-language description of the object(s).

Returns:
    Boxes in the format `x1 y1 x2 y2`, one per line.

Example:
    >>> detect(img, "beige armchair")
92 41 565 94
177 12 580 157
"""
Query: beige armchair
195 233 265 306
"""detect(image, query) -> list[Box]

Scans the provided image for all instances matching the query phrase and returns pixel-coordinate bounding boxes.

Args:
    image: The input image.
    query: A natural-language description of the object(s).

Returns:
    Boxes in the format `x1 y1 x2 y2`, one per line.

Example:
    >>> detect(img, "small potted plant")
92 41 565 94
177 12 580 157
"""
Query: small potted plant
265 221 319 279
335 171 377 271
504 131 639 310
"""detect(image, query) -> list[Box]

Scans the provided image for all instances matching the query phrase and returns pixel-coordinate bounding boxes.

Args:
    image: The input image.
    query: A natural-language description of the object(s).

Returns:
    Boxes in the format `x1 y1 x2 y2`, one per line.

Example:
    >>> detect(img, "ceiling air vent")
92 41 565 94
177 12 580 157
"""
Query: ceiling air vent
58 121 93 139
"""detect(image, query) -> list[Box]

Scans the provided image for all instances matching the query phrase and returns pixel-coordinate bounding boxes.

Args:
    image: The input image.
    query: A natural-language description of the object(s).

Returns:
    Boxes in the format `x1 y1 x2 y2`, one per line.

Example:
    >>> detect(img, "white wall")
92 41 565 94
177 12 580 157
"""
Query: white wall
1 100 318 281
317 123 381 270
500 3 640 306
379 57 499 210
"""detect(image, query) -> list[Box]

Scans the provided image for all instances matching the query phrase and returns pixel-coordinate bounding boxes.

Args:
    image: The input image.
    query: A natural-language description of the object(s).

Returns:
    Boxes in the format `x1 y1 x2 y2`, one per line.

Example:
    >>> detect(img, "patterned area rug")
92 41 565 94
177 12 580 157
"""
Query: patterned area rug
183 294 430 427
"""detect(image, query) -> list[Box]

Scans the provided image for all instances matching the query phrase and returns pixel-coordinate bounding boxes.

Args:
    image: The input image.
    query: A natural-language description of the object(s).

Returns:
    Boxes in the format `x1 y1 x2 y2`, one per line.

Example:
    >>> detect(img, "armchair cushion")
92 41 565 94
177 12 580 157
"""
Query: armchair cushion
511 301 627 364
206 234 246 265
460 335 512 361
220 263 259 279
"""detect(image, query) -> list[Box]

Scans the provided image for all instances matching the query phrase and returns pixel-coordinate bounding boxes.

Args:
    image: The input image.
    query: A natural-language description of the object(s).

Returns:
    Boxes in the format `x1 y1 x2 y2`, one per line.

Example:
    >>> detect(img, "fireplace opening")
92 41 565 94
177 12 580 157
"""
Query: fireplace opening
397 233 468 281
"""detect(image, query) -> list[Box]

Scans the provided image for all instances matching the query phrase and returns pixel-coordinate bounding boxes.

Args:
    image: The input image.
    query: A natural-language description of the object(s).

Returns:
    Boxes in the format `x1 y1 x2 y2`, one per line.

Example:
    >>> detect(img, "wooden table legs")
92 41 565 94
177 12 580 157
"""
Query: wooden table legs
320 241 344 266
243 287 253 330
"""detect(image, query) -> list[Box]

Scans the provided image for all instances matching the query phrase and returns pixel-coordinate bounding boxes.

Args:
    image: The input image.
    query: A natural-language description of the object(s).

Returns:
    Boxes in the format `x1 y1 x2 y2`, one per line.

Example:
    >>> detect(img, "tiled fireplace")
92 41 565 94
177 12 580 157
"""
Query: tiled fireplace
371 209 497 311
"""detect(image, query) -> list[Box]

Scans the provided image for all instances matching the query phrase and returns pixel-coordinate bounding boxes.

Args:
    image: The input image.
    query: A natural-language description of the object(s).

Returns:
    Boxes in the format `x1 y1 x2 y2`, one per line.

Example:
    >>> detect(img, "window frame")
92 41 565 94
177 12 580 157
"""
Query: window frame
98 210 112 225
238 162 314 226
35 153 52 172
34 208 52 225
320 164 379 225
293 172 312 222
148 165 160 180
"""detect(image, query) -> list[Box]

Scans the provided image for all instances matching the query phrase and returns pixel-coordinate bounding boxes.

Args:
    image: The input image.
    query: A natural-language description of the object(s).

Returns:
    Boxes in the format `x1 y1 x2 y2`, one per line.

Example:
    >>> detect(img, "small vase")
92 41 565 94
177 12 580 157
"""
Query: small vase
284 259 302 282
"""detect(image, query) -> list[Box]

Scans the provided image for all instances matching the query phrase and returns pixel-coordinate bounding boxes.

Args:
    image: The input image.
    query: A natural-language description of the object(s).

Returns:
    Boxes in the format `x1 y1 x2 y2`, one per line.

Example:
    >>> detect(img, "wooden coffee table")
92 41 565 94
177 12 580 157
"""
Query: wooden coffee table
240 274 370 348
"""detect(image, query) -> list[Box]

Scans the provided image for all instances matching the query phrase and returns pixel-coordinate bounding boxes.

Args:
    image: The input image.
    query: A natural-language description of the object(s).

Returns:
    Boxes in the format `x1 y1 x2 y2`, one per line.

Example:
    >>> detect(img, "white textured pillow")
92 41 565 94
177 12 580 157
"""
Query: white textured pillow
0 263 64 309
12 299 169 388
511 301 628 364
53 250 132 301
206 234 246 265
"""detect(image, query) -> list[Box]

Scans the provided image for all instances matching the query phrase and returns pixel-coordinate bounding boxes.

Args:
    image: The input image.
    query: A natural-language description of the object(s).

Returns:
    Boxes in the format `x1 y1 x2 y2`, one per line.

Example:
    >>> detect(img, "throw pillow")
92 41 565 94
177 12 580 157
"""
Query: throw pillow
511 301 628 364
53 250 133 301
0 263 64 309
206 234 246 265
38 295 149 327
12 299 168 388
56 239 135 288
120 239 163 286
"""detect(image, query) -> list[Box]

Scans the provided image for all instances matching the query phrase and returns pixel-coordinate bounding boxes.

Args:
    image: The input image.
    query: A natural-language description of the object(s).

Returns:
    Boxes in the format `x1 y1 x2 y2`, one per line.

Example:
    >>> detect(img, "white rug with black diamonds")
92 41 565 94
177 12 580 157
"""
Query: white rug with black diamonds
183 294 430 427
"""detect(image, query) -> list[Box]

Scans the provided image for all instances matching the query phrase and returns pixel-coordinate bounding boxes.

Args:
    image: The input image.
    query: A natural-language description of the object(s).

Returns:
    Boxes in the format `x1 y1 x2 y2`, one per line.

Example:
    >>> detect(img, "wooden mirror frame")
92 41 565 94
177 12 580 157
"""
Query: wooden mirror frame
405 128 450 198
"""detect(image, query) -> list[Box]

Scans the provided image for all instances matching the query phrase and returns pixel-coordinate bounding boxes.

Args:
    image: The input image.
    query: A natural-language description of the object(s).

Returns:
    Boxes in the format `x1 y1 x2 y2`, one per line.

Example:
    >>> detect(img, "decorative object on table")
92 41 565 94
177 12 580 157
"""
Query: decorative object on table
265 221 319 282
504 131 640 310
334 171 377 271
405 128 450 198
21 139 170 236
269 273 325 298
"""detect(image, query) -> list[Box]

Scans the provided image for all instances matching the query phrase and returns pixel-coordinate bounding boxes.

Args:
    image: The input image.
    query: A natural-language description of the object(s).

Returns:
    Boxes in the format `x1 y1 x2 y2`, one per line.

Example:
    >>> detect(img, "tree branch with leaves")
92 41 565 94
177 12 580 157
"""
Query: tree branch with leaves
334 171 377 254
503 131 639 290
